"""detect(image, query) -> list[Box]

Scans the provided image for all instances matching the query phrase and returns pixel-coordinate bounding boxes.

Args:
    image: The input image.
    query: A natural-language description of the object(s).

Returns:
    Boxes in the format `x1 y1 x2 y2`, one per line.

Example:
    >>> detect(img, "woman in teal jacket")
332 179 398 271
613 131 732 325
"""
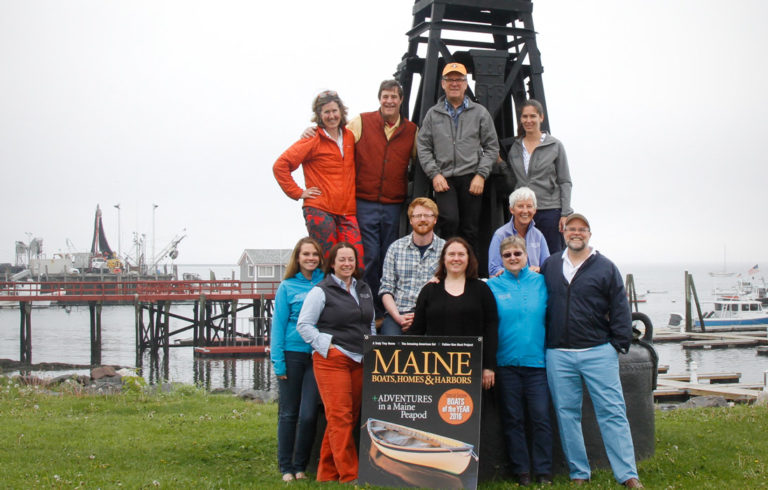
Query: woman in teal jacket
271 237 324 482
487 235 552 485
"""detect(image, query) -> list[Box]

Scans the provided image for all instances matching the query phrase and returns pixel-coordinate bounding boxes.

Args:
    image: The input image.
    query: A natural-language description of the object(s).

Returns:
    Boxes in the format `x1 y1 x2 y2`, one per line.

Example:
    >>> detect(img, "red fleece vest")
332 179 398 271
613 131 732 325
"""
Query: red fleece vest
354 111 417 204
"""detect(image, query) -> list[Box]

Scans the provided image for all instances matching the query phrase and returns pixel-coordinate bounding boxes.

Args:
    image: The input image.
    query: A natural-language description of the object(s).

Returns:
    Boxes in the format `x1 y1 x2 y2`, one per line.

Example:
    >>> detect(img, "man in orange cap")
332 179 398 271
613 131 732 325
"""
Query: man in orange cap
417 62 499 255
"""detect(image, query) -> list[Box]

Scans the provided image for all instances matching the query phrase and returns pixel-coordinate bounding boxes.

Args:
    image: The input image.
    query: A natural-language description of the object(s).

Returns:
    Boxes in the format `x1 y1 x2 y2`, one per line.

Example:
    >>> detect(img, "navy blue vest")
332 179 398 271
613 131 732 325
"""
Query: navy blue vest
316 275 374 354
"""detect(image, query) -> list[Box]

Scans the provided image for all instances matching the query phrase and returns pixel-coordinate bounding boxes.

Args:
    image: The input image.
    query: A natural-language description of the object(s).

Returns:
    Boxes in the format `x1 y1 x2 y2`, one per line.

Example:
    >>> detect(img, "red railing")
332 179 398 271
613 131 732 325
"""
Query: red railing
0 280 280 302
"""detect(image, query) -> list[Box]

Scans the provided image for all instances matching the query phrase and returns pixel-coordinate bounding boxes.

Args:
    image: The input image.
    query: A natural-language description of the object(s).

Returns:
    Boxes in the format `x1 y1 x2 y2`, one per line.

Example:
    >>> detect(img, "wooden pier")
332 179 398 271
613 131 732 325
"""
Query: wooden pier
655 330 768 348
0 279 280 368
651 327 768 401
659 372 742 383
653 366 768 402
680 338 763 349
655 378 761 402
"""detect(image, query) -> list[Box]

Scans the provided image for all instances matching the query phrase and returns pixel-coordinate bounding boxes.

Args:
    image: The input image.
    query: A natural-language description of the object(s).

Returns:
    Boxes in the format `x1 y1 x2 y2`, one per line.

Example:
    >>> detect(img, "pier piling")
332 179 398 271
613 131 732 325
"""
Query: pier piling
19 302 31 364
88 301 103 365
1 278 279 368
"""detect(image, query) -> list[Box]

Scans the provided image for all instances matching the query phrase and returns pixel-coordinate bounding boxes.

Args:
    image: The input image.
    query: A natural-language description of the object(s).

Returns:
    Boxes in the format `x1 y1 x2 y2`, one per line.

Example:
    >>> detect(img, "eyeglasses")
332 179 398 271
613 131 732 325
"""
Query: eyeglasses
501 251 525 258
411 213 435 219
564 227 590 233
442 77 466 83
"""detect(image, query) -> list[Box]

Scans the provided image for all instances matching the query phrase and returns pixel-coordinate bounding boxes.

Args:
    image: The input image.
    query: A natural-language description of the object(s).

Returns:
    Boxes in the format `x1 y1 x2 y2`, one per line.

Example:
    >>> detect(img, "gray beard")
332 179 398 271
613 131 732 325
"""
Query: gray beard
567 240 586 252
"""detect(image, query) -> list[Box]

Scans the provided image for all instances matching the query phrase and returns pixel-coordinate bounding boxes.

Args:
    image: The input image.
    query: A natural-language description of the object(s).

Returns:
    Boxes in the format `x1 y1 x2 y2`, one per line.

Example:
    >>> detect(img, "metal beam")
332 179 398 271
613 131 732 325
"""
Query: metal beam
413 0 533 15
407 20 534 39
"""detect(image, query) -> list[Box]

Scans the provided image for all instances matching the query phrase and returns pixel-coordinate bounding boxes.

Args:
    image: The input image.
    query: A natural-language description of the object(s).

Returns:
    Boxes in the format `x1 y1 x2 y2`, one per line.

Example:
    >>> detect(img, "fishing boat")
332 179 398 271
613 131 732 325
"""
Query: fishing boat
365 418 476 475
695 299 768 327
713 276 768 306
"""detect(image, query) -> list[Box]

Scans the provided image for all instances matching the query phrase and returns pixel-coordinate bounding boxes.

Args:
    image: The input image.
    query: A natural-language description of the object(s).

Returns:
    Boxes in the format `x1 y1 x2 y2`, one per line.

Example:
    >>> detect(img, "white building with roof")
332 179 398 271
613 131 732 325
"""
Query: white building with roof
237 249 291 294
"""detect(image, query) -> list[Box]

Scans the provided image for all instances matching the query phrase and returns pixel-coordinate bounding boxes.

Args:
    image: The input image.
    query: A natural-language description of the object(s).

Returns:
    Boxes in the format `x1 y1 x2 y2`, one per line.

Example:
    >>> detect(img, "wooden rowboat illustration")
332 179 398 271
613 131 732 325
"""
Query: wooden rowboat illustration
366 418 478 475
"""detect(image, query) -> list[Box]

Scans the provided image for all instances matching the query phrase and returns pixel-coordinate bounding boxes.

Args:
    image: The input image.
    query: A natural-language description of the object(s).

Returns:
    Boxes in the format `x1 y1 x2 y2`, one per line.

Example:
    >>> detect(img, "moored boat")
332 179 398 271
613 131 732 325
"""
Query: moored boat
193 345 267 358
695 299 768 327
365 418 476 475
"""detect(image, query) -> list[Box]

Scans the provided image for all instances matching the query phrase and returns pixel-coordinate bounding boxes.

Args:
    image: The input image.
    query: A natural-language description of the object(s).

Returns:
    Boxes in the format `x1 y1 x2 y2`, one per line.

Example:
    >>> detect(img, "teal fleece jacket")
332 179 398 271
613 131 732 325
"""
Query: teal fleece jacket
487 266 548 367
270 269 324 376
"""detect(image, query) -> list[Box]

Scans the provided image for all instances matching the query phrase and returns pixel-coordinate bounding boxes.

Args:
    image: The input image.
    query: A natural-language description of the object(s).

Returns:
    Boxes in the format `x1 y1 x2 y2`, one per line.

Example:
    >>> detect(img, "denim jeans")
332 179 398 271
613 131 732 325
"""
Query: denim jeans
356 199 402 318
532 208 564 254
496 366 553 475
380 312 413 335
546 344 638 482
277 351 321 474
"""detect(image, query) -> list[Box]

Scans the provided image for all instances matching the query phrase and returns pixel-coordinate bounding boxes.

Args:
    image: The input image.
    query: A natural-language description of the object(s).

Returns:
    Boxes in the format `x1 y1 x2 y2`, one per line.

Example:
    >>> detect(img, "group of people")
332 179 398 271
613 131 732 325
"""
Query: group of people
269 64 642 488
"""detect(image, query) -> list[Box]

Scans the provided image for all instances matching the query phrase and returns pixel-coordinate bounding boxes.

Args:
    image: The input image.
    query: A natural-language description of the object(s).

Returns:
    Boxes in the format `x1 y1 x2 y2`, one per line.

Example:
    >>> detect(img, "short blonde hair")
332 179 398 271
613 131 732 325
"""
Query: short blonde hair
499 235 527 255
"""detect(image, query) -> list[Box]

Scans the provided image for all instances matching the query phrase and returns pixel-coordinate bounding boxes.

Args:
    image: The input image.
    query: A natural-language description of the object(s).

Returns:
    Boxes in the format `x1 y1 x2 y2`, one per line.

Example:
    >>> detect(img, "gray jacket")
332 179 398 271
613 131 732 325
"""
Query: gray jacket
417 96 499 180
509 134 572 215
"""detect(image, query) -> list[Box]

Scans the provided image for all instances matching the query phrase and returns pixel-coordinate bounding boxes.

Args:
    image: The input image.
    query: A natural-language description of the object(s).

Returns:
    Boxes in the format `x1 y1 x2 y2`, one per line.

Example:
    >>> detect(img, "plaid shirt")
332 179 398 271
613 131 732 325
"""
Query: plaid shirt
445 96 470 128
379 233 446 313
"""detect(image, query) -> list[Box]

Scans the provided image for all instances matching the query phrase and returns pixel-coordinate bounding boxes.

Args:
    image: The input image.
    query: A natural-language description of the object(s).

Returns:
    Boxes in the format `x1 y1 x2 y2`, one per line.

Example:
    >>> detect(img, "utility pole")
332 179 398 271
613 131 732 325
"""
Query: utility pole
152 203 158 275
114 203 121 258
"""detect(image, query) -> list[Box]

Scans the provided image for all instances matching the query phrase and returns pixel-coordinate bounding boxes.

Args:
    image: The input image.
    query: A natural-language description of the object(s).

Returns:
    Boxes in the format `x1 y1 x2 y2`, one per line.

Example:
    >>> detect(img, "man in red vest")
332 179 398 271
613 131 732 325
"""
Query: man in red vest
305 80 418 320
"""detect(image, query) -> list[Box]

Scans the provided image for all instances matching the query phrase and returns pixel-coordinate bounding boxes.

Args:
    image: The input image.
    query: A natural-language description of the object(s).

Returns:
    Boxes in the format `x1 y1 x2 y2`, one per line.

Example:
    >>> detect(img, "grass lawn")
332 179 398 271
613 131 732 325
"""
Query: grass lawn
2 377 768 488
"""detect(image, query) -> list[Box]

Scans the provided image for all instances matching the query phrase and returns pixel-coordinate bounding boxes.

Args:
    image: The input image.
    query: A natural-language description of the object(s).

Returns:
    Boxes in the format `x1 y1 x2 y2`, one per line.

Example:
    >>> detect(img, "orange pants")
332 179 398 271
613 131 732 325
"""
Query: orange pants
312 349 363 483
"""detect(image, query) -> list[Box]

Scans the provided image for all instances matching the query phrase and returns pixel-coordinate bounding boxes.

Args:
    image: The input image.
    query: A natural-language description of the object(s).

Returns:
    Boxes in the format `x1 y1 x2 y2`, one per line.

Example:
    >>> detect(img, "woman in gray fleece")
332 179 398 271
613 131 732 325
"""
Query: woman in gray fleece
508 99 573 254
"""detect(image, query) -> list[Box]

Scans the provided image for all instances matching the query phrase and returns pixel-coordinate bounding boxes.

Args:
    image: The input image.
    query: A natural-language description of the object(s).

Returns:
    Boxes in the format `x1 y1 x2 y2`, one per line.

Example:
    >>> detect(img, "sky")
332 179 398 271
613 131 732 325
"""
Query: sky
2 0 767 270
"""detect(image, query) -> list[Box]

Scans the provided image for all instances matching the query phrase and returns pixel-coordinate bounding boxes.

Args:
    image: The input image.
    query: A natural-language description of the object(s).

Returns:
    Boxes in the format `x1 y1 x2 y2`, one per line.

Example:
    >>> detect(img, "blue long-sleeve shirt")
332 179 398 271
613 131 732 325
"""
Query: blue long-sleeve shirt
270 269 324 377
487 266 548 367
488 217 550 277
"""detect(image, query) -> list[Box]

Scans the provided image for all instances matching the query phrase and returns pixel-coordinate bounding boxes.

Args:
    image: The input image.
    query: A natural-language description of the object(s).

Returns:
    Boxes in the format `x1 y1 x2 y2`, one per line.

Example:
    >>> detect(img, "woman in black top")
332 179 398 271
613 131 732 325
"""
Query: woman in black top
410 237 498 389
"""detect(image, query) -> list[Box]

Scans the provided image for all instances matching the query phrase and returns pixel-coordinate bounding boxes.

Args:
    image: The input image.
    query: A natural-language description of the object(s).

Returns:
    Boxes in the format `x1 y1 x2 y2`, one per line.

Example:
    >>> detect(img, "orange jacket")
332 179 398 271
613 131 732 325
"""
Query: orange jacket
273 128 356 216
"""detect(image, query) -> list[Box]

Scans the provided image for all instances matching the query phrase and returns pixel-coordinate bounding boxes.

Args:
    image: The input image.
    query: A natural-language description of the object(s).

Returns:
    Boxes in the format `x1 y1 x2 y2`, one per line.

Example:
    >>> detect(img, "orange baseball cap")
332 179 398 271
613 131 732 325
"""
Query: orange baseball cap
442 62 467 76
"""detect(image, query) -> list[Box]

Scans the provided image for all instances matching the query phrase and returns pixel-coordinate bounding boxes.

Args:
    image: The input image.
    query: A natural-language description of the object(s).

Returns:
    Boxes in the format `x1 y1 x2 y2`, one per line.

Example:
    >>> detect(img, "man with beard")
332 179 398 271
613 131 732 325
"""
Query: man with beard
487 186 550 277
378 198 445 335
540 213 643 488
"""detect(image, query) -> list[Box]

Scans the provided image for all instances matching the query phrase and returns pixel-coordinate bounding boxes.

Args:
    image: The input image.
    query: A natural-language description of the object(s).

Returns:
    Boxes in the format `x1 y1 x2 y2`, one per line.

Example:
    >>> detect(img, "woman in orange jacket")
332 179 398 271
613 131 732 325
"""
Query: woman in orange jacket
273 91 363 265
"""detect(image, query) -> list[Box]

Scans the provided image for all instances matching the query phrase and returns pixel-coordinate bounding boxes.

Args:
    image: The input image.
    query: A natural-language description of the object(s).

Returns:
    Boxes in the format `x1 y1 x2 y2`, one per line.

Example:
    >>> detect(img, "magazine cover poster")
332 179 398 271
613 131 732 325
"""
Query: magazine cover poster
358 335 483 489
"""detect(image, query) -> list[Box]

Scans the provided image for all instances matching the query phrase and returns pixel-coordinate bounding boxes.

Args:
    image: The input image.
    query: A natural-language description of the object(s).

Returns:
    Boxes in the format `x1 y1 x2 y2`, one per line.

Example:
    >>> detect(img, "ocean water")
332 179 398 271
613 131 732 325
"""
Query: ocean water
2 262 768 390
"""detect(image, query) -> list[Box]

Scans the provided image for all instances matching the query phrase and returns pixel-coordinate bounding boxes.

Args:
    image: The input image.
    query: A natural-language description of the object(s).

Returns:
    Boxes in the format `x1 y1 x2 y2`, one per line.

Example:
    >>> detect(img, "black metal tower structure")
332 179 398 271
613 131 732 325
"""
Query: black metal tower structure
395 0 549 272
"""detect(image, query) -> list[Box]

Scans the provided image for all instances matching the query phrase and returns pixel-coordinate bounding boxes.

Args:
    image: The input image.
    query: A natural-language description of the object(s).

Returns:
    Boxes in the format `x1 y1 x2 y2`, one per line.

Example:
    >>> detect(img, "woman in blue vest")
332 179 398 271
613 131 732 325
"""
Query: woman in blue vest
271 237 325 482
297 242 376 483
487 235 552 485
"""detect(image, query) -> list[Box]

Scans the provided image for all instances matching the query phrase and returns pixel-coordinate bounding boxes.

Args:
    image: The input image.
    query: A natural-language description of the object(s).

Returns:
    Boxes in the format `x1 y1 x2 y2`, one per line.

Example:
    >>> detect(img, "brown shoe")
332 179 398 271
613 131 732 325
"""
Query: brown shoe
622 478 644 488
535 474 553 485
514 473 531 486
571 479 589 485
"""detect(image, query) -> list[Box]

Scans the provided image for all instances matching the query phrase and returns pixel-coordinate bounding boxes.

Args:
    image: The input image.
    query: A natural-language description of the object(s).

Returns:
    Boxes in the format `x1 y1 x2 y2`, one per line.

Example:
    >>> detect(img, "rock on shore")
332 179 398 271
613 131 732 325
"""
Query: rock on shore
6 364 134 395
